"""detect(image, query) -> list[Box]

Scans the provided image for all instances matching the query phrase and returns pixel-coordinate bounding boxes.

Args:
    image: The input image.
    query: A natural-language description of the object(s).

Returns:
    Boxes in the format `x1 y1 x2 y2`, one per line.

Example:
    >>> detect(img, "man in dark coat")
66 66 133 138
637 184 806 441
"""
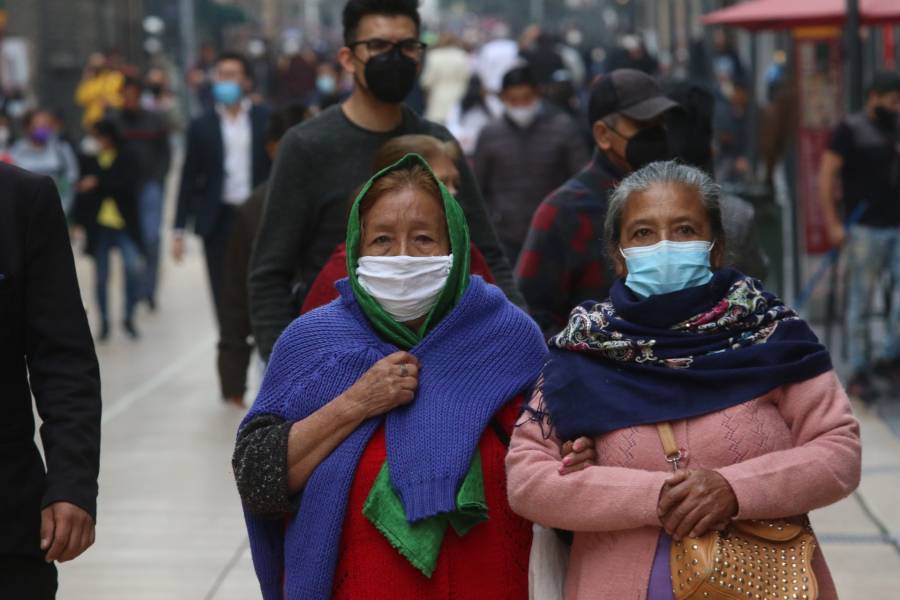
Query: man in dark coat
0 163 102 598
173 51 271 325
218 104 309 406
473 63 589 263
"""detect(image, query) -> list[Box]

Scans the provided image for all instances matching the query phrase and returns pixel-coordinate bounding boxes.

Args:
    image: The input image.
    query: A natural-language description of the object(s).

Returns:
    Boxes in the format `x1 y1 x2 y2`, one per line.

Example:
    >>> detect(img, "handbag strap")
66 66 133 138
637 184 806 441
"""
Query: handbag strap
656 422 684 472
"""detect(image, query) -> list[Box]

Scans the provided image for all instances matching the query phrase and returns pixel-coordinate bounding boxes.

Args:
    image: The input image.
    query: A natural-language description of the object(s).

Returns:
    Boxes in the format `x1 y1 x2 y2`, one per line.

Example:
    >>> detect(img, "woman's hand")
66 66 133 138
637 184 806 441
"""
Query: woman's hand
559 436 597 475
657 469 738 541
343 351 420 420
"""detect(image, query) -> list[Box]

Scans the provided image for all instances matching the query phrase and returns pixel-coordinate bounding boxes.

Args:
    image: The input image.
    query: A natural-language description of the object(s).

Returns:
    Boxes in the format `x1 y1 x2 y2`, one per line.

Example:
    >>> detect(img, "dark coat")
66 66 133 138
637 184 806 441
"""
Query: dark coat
218 182 267 399
0 163 101 559
174 104 271 239
474 107 590 263
72 147 144 256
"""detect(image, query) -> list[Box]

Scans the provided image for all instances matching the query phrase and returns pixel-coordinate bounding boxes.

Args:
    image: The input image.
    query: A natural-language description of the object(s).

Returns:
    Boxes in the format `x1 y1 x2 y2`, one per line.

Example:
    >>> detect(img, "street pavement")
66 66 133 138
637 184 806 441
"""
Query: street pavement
52 206 900 598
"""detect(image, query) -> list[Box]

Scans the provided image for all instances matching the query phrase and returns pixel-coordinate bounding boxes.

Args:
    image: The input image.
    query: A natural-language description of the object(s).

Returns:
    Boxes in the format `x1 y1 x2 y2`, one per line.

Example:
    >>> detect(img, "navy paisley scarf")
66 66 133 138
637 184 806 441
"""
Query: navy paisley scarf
539 269 833 441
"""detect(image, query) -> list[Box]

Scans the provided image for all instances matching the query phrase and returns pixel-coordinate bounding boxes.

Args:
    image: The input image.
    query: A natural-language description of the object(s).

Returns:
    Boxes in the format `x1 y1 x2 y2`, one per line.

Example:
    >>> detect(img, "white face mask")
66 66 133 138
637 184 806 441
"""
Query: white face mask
506 102 541 128
357 254 453 322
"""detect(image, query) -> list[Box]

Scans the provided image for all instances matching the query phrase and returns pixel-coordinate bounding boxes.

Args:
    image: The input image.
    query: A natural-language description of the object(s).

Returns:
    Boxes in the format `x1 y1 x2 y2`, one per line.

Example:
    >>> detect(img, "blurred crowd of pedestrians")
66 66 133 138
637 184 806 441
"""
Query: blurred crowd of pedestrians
0 0 893 397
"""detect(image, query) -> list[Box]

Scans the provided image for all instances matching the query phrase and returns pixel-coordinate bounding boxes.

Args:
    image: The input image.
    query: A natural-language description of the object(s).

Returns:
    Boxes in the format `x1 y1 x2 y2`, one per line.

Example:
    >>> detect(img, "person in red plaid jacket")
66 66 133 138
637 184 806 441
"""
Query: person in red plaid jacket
515 69 678 335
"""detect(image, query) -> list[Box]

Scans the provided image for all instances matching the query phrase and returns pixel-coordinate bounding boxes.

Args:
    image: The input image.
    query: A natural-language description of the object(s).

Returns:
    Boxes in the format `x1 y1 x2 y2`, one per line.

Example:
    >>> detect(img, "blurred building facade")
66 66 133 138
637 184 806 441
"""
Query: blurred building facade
4 0 145 132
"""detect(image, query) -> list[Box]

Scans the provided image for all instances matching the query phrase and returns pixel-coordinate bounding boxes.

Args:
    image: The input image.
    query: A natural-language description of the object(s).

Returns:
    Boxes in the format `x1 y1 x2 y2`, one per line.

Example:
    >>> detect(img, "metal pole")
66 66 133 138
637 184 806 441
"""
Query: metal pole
846 0 863 111
305 0 321 40
179 0 196 71
748 32 759 176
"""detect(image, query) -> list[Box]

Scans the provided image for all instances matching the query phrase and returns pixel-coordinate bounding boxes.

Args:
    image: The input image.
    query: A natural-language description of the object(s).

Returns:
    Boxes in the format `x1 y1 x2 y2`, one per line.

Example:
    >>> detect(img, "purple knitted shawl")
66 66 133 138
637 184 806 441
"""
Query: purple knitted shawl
240 276 547 599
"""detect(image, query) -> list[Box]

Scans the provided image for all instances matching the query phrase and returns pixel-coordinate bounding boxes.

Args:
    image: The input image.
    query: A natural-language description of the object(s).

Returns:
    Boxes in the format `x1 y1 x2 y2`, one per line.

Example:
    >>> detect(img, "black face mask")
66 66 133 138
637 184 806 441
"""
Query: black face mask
148 83 164 97
874 106 898 132
624 125 671 170
363 47 418 104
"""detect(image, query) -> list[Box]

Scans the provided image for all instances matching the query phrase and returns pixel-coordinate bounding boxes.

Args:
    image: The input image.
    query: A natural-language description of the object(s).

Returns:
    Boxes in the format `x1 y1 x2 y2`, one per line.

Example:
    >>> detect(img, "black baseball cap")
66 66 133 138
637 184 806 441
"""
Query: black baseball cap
502 63 538 91
588 69 679 124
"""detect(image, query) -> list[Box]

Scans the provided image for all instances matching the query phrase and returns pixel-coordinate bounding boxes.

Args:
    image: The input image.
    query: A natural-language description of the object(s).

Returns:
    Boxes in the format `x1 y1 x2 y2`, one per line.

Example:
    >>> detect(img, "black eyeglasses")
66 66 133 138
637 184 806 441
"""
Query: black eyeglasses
349 38 428 60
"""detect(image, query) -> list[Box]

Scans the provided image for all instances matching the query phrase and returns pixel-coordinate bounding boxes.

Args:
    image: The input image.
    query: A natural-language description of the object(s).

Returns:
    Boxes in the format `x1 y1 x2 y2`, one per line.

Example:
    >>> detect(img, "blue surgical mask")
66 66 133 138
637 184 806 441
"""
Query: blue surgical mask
620 240 715 298
316 75 337 96
213 80 242 106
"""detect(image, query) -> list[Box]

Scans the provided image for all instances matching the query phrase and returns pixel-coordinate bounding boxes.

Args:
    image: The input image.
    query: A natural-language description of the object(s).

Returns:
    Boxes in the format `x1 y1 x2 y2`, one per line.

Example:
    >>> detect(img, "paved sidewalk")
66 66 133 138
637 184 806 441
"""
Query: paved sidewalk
52 226 900 598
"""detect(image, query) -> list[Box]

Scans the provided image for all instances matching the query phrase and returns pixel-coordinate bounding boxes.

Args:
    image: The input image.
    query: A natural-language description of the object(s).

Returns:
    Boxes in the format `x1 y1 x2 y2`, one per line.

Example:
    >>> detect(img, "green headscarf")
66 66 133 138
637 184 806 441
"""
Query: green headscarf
346 152 471 349
345 153 486 576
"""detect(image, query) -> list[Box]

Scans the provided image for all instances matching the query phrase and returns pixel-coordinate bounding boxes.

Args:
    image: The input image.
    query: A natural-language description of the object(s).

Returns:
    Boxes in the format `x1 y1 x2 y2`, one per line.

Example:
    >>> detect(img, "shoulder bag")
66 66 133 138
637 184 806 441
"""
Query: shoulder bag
656 422 818 600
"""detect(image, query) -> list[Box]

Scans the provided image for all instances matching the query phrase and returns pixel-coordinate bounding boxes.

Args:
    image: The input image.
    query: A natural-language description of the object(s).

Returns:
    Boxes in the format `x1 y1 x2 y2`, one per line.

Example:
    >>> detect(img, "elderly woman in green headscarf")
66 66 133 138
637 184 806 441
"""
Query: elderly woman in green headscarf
232 154 579 600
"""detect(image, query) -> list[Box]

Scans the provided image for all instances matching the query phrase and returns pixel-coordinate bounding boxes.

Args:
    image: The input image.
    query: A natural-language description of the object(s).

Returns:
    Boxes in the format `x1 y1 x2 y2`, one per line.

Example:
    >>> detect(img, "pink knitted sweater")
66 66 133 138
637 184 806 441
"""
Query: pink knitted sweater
506 370 861 600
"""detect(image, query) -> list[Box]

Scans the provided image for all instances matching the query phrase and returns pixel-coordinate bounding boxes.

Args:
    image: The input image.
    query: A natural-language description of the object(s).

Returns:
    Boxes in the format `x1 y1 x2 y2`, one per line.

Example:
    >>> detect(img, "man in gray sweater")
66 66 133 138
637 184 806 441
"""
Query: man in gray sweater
249 0 520 359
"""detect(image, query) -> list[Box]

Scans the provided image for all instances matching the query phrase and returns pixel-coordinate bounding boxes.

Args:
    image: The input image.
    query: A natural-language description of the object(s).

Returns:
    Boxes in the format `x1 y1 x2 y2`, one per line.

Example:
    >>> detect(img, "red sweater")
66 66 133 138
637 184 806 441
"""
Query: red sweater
332 399 531 600
300 243 497 313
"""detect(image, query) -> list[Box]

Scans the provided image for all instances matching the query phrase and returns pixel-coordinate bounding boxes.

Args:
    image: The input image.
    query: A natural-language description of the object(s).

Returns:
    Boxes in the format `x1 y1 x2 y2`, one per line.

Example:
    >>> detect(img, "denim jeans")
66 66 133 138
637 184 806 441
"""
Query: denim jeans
845 224 900 372
139 181 164 302
94 228 144 324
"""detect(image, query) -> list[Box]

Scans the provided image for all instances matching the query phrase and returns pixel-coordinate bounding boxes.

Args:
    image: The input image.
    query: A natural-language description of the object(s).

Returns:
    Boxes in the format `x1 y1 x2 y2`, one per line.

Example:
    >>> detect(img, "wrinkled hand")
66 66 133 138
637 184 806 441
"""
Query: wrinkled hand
344 352 419 420
559 436 597 475
41 502 95 563
657 469 738 541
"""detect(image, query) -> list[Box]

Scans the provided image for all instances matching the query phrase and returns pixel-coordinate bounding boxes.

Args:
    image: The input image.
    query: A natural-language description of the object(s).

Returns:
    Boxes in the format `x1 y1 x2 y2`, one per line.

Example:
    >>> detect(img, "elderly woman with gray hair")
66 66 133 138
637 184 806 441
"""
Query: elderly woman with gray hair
506 161 861 599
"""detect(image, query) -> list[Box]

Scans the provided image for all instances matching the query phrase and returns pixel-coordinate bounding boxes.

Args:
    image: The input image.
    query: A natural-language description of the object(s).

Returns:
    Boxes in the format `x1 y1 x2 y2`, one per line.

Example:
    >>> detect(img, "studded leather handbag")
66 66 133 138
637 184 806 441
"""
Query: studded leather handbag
656 422 819 600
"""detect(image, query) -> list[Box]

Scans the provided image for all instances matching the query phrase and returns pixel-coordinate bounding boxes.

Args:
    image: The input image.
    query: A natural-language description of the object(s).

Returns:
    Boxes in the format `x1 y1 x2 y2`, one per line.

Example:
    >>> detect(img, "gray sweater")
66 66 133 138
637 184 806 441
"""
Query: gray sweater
249 104 521 359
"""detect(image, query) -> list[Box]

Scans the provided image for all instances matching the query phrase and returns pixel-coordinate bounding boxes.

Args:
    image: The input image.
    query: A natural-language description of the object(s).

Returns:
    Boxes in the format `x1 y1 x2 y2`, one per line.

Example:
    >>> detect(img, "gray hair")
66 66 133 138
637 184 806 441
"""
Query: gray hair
604 160 725 254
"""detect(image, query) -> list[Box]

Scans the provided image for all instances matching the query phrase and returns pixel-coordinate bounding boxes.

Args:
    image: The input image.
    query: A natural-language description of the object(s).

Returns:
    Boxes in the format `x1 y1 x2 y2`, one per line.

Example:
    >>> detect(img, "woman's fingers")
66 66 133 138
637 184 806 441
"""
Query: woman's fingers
657 471 693 516
397 377 419 392
386 351 419 366
660 476 703 535
395 362 419 378
672 502 707 541
688 512 726 539
561 448 595 468
559 462 590 476
572 436 594 453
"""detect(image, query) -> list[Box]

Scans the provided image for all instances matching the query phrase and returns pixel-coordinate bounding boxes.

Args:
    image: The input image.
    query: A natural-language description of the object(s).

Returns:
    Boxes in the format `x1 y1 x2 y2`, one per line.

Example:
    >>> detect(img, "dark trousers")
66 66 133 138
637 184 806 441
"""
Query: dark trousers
202 205 235 329
0 555 58 600
94 228 144 324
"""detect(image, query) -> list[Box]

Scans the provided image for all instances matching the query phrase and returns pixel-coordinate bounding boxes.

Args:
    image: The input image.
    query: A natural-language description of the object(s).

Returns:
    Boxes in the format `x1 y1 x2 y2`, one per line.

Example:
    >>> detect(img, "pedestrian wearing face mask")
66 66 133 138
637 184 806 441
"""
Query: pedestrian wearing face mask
310 61 345 113
300 134 499 313
109 77 171 311
249 0 521 364
71 119 144 340
516 68 678 336
233 153 597 600
10 109 79 215
819 70 900 399
507 160 861 600
173 51 271 332
473 63 589 264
